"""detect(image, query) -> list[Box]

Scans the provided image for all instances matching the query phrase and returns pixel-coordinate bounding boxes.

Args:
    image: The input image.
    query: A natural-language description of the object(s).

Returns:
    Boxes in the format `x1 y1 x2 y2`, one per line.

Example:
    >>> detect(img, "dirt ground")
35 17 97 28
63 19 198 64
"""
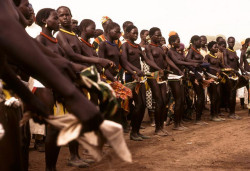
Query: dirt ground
29 103 250 171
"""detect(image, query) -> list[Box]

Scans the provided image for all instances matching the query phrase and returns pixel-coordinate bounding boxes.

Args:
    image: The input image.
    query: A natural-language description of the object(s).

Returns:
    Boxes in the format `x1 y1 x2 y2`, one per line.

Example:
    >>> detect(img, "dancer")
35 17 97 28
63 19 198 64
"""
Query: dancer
204 41 225 121
121 25 161 140
167 35 199 129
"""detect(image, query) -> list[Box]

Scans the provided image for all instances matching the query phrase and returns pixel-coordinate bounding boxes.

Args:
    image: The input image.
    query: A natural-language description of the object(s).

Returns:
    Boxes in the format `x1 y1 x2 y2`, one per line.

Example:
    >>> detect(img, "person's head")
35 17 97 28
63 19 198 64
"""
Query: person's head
168 35 180 49
216 36 224 43
190 35 201 48
245 38 250 47
123 21 133 31
71 19 79 33
169 31 178 37
160 37 166 45
79 19 96 38
140 30 149 42
227 37 235 49
177 43 185 54
126 25 138 42
57 6 72 28
207 41 218 53
149 27 162 43
94 29 104 38
218 40 226 51
106 22 121 40
18 0 31 20
36 8 59 31
200 35 207 47
101 16 113 33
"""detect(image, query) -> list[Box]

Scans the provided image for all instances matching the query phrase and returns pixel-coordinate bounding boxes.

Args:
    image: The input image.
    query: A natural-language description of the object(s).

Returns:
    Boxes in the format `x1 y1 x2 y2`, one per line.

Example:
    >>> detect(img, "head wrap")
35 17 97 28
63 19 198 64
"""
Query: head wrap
241 40 245 45
101 16 111 24
169 31 177 37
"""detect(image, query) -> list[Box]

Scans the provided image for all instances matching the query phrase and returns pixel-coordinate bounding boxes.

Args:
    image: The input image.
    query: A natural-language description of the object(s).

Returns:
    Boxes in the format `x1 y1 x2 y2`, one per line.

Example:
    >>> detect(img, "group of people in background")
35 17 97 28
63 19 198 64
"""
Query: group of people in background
0 0 250 171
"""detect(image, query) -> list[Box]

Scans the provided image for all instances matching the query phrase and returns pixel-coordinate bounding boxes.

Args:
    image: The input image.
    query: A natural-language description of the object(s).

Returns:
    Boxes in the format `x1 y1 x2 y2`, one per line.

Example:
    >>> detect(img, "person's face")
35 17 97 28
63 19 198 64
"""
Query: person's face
85 23 96 38
210 44 218 53
160 37 166 45
217 37 224 42
102 19 113 32
201 36 207 46
141 31 149 41
218 43 226 51
151 30 162 43
128 28 138 41
227 38 235 48
194 38 201 48
18 0 31 20
173 38 180 49
46 11 60 31
57 7 72 27
109 26 121 40
72 20 78 28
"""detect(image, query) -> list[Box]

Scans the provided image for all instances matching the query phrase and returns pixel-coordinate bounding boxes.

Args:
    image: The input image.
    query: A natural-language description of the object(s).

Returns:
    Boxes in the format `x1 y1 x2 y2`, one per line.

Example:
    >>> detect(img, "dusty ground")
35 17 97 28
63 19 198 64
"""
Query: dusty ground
29 104 250 171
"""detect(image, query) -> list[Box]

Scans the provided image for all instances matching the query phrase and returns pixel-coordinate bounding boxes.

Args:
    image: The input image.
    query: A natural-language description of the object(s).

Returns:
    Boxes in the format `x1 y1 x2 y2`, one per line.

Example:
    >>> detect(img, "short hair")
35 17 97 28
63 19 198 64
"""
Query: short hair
200 35 207 39
245 38 250 45
218 40 226 46
126 25 137 33
140 30 148 37
190 35 200 44
57 6 72 17
79 19 95 32
94 29 104 38
168 35 179 45
149 27 160 37
227 36 235 41
216 36 223 42
207 41 217 51
36 8 55 27
106 22 120 32
122 21 133 30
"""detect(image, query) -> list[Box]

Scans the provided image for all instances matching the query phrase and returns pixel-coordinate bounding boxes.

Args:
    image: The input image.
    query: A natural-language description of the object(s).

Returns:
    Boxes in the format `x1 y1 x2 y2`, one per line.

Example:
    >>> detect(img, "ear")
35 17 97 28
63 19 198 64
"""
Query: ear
41 18 47 25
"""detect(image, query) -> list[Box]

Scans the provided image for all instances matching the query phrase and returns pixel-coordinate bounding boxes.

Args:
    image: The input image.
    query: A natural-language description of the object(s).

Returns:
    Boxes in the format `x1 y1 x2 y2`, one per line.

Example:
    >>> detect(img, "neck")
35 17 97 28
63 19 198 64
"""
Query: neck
229 47 234 50
42 27 53 37
61 25 72 32
151 40 158 45
192 45 197 49
140 39 146 45
81 33 89 41
106 35 114 43
128 39 134 43
210 51 215 56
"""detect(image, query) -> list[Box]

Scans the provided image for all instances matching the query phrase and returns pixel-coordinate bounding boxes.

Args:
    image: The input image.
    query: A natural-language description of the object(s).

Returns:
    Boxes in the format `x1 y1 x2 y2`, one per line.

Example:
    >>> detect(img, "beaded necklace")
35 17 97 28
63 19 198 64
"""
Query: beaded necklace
106 41 117 47
150 43 160 47
191 46 201 54
227 48 235 53
209 53 217 58
80 38 93 47
40 32 58 43
126 40 139 48
60 28 76 36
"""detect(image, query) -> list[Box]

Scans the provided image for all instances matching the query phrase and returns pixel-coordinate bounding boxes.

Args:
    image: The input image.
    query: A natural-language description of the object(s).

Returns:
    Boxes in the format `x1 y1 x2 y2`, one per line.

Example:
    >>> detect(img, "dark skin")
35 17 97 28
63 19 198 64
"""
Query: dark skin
186 37 206 122
224 37 245 72
186 38 204 63
56 7 113 69
167 38 198 129
139 31 149 48
240 42 250 71
1 0 104 129
200 36 207 52
204 44 223 118
121 27 162 138
145 30 181 135
36 10 85 170
98 25 137 81
204 44 225 75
